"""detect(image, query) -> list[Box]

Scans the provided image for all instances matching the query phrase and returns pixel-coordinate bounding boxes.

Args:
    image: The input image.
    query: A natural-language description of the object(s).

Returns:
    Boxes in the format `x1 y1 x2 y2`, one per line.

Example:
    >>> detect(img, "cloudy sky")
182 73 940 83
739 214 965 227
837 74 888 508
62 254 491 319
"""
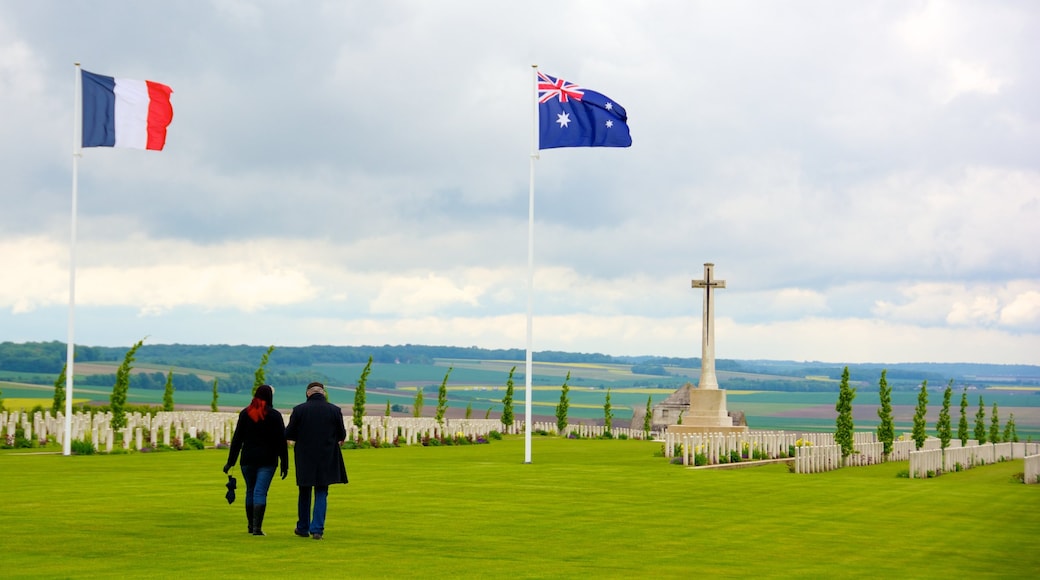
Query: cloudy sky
1 1 1037 365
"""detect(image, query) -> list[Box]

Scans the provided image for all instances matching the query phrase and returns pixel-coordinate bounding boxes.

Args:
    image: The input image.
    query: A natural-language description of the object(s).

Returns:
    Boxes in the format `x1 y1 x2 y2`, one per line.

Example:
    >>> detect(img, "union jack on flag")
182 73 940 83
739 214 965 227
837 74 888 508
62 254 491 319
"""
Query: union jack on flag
538 72 584 104
537 72 631 150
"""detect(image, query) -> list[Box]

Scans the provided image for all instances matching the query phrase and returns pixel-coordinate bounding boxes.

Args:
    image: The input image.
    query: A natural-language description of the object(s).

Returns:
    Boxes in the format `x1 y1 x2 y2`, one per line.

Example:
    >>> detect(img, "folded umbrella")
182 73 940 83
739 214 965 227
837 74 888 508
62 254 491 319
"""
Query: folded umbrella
225 474 237 504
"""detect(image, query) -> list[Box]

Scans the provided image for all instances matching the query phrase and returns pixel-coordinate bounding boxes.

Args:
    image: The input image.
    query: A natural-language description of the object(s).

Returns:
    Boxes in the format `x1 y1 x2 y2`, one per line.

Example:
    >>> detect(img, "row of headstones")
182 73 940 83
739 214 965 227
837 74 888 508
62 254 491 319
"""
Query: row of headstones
536 421 660 440
348 418 517 445
7 409 655 451
665 431 808 463
0 410 239 451
348 418 659 444
792 439 1035 474
794 442 885 473
908 442 1040 479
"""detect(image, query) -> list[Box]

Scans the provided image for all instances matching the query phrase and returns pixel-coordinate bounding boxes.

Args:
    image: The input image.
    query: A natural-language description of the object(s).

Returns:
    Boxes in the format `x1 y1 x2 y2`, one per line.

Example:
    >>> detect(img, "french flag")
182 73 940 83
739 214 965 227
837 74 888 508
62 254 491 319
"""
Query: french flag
81 69 174 151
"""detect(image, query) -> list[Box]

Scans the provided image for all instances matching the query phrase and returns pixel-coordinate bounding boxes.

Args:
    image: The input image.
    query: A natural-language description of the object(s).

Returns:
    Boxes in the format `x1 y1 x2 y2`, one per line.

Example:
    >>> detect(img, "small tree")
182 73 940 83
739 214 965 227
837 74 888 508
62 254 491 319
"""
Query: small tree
835 366 856 463
603 388 614 435
484 407 492 420
110 339 145 431
0 384 4 413
643 396 653 439
465 402 473 419
974 396 987 444
500 366 516 429
162 370 175 412
876 369 894 458
989 402 1000 443
435 366 453 426
253 345 275 395
210 378 219 412
555 372 571 434
354 356 372 429
1004 413 1018 443
911 380 929 450
957 389 969 446
52 363 68 415
412 387 424 418
385 400 391 418
936 381 952 451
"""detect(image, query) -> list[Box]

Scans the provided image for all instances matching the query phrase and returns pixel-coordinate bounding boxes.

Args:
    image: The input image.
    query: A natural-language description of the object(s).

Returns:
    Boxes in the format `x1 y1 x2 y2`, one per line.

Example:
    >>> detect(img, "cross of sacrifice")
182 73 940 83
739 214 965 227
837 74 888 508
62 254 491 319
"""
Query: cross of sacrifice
691 263 726 390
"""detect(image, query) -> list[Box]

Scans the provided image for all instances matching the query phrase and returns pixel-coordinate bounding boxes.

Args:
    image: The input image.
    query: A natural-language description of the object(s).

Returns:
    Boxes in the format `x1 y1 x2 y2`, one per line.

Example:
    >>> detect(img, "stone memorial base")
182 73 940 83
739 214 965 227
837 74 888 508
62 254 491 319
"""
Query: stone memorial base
666 388 748 435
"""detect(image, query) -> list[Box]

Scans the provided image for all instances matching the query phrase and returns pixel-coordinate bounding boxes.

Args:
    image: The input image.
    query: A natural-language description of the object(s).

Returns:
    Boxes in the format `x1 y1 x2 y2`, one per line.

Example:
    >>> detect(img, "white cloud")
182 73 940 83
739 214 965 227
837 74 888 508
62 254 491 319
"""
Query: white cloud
944 59 1005 102
370 273 485 315
1000 290 1040 327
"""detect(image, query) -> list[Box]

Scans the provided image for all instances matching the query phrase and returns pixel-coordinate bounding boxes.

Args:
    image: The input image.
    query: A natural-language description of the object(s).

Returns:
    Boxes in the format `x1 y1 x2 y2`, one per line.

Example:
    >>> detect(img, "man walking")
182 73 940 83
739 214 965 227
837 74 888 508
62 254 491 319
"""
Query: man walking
284 381 348 540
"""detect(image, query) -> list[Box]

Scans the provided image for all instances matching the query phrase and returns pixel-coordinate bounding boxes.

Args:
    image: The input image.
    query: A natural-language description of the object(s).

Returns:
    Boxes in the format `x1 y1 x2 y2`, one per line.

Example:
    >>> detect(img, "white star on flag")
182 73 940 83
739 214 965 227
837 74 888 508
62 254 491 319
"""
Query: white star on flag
556 112 571 128
605 102 613 110
606 120 614 128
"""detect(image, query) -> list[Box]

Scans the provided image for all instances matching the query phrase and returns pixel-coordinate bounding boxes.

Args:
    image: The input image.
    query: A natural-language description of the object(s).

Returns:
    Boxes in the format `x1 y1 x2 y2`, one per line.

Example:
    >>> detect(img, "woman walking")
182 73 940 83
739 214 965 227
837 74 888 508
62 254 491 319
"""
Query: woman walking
223 384 289 536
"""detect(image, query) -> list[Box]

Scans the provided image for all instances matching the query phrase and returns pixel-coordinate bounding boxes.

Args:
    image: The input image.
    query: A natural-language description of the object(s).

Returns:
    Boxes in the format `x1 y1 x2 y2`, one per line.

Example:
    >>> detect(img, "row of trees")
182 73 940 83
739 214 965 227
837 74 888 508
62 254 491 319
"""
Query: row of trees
383 365 627 438
835 367 1021 464
39 340 274 431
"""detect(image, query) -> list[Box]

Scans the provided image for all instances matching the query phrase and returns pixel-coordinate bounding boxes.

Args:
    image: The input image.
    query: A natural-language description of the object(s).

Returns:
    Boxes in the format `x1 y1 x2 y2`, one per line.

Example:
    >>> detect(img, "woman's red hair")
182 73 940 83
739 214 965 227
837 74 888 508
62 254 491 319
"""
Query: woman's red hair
246 384 274 422
246 398 267 422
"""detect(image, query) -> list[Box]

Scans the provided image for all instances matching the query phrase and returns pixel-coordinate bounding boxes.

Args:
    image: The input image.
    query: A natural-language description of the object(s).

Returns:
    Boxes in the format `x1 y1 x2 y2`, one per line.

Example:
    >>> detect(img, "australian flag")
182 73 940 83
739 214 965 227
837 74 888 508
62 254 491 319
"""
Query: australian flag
538 72 632 150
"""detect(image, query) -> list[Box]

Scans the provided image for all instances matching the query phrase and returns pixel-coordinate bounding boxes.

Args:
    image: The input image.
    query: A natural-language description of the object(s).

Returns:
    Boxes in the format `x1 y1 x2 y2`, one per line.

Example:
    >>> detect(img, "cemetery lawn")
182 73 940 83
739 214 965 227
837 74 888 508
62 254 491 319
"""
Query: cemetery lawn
1 437 1038 579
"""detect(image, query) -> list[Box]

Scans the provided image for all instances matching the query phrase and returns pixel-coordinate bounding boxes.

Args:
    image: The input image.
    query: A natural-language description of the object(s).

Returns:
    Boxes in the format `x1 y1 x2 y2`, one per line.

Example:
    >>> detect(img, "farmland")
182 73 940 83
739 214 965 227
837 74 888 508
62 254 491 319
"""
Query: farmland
6 354 1037 439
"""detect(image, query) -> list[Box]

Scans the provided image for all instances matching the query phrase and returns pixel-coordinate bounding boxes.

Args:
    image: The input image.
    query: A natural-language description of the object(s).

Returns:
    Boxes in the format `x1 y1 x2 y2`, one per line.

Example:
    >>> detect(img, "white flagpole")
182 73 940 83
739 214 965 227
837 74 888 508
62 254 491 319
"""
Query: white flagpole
525 65 539 463
64 63 82 456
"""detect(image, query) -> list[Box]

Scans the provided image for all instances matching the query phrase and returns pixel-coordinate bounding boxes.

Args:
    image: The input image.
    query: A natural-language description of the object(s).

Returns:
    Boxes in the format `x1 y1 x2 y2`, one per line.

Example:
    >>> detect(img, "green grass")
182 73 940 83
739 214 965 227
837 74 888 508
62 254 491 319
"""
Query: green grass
2 437 1038 578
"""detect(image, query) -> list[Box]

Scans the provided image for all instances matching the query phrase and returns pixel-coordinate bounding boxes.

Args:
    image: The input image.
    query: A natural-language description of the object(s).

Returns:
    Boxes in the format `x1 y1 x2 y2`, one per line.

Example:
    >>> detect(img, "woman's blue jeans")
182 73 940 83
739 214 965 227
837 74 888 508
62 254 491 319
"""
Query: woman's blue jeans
240 464 276 508
296 485 330 535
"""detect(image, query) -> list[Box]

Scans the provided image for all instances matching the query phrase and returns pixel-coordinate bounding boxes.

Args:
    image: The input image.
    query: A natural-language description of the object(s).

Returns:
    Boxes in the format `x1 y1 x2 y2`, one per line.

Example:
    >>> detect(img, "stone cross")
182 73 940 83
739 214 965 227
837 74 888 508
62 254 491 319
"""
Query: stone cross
691 263 725 390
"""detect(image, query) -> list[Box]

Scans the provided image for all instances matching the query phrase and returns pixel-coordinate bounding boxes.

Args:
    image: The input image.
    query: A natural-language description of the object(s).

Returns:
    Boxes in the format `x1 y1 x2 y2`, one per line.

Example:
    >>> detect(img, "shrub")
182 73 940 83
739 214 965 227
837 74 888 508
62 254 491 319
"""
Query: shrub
182 437 205 450
487 431 503 440
729 450 741 463
694 453 708 466
71 439 95 455
896 469 910 478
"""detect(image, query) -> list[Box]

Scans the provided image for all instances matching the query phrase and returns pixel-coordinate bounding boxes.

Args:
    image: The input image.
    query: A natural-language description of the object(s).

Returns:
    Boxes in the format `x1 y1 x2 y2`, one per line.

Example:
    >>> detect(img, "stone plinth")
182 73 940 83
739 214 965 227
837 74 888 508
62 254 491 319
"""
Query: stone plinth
665 389 748 435
681 389 732 426
653 383 749 434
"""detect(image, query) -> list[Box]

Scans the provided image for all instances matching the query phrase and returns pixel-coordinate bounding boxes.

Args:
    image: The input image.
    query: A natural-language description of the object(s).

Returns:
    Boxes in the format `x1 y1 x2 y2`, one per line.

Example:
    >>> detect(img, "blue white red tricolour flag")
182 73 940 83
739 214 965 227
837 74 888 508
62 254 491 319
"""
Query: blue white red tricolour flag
538 72 631 150
81 69 174 150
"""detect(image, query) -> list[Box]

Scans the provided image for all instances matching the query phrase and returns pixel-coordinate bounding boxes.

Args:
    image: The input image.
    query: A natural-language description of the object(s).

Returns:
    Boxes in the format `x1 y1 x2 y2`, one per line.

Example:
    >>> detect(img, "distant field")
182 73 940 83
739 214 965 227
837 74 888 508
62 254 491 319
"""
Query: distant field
70 362 228 381
5 360 1038 438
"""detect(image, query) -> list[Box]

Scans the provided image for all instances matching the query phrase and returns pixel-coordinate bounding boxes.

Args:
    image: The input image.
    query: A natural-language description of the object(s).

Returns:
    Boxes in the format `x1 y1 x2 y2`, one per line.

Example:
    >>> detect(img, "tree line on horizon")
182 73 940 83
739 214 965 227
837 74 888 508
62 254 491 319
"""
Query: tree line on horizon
2 341 1038 396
